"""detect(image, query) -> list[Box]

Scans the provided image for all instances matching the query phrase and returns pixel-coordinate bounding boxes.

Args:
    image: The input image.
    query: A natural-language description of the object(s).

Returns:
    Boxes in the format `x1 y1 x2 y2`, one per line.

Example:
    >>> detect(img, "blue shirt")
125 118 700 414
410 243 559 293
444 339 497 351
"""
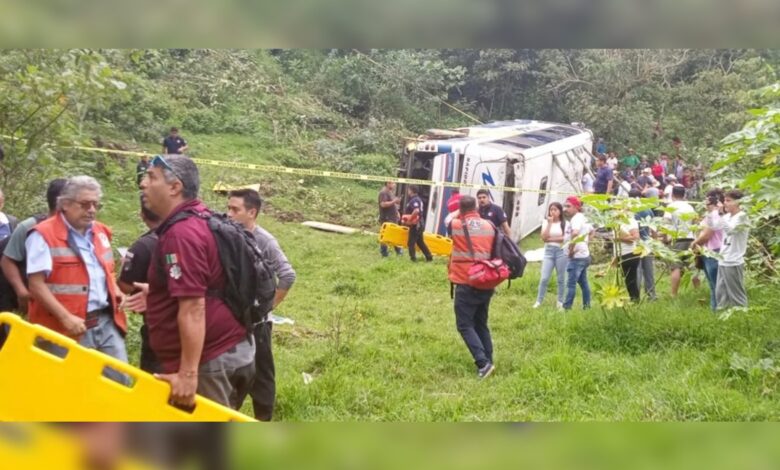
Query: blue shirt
596 142 607 154
0 223 10 241
26 214 110 312
162 135 187 154
478 203 508 228
594 167 613 194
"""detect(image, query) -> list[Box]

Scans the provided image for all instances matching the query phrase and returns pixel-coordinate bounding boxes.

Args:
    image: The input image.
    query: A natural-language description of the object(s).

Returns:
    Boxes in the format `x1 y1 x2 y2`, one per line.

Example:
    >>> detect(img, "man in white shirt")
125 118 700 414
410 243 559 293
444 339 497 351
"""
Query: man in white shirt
714 190 749 309
664 185 696 297
562 196 591 310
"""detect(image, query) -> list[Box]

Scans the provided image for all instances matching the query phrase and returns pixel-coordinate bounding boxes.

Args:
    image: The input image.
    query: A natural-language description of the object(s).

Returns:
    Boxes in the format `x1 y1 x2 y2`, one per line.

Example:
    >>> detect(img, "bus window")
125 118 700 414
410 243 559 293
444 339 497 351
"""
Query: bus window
538 177 548 206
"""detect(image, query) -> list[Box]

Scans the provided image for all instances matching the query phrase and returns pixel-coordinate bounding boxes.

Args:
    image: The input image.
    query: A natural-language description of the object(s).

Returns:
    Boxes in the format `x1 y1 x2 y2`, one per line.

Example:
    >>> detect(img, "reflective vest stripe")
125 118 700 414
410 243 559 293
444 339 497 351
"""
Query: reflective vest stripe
50 247 78 258
102 251 114 262
451 250 491 260
450 227 495 237
46 283 89 295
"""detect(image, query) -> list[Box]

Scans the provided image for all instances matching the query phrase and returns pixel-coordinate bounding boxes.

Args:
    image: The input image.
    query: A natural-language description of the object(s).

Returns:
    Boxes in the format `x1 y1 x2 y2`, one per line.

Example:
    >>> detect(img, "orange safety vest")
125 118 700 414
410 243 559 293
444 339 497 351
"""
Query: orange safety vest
448 212 495 284
28 214 127 337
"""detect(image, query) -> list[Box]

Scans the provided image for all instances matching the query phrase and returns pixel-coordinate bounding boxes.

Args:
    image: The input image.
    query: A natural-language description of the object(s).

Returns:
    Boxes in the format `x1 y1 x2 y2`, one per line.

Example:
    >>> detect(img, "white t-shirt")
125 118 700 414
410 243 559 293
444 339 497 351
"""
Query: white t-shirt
607 157 618 170
564 212 590 258
541 219 565 248
719 211 749 266
664 200 696 239
581 173 594 193
619 218 639 255
617 180 632 198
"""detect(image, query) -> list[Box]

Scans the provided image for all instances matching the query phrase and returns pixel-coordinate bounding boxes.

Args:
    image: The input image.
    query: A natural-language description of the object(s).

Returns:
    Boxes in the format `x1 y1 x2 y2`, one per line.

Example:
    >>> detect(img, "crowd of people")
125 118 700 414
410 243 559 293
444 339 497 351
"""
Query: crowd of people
376 137 752 380
0 147 295 420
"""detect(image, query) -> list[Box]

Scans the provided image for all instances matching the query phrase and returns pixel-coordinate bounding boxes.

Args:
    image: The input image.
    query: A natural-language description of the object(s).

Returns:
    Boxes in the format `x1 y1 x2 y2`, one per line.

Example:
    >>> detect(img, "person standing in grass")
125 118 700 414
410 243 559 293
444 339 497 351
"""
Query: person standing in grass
227 188 297 421
534 202 567 309
691 189 725 312
617 208 641 303
631 190 658 301
562 196 591 310
402 185 433 262
447 195 497 379
377 181 403 257
714 190 750 309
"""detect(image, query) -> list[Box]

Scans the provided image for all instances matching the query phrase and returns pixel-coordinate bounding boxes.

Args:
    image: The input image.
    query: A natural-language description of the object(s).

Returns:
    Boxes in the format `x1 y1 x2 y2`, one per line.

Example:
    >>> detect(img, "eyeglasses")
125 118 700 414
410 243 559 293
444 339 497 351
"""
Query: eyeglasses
74 200 102 210
150 155 182 182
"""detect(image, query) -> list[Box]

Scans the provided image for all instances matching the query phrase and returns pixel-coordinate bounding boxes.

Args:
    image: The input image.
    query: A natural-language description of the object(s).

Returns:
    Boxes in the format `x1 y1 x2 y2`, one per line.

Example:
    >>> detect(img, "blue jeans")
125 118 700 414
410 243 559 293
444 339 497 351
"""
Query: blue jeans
79 312 128 363
563 256 591 310
380 243 403 257
536 245 568 304
702 255 719 311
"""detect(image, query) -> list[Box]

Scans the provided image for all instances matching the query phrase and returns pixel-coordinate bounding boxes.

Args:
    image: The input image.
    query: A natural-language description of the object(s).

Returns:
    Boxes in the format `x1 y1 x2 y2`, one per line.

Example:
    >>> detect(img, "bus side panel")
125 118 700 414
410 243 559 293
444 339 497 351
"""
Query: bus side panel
518 152 554 240
461 146 508 206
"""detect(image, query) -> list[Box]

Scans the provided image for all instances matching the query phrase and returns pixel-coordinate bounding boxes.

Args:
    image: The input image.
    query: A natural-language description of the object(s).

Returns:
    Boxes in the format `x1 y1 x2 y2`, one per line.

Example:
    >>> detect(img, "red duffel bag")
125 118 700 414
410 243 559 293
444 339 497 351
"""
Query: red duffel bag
461 221 509 290
467 258 510 290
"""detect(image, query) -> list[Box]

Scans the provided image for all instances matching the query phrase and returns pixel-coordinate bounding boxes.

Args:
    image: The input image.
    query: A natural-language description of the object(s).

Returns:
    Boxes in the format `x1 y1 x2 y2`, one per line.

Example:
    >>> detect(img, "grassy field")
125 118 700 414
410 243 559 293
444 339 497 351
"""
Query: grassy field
93 134 780 421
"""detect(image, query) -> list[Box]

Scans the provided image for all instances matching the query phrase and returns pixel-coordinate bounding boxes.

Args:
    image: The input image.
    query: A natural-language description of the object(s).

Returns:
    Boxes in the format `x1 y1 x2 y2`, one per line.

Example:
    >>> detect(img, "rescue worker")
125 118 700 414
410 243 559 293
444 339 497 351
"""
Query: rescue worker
25 176 128 361
447 195 497 379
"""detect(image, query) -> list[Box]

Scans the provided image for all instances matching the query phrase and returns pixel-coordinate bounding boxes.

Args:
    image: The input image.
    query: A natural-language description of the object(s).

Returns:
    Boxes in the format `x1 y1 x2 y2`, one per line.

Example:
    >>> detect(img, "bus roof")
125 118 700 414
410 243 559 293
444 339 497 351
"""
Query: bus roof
414 120 589 154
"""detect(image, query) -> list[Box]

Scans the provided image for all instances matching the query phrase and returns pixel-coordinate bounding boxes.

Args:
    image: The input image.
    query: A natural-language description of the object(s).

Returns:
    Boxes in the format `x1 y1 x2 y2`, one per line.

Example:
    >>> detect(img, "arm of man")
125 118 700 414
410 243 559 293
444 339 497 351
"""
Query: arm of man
258 233 297 309
178 138 189 153
156 296 205 407
501 221 511 238
1 255 29 310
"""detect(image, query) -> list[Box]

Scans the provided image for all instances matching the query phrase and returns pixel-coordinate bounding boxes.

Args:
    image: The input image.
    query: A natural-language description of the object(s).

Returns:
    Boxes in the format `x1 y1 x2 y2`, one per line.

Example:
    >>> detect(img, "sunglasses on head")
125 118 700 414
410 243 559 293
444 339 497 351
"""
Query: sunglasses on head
150 155 182 182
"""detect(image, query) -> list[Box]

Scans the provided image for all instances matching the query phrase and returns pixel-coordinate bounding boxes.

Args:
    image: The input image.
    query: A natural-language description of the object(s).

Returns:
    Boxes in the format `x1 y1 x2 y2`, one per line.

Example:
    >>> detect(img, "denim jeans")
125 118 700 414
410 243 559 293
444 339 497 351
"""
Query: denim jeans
380 243 403 257
536 244 568 304
636 254 657 300
563 256 591 310
702 255 719 311
453 284 494 369
79 312 128 363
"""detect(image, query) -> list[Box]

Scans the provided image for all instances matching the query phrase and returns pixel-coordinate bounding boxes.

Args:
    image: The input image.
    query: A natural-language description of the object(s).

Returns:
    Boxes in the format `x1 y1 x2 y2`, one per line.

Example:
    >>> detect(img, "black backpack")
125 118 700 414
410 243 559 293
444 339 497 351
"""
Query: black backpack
157 210 277 332
492 229 527 280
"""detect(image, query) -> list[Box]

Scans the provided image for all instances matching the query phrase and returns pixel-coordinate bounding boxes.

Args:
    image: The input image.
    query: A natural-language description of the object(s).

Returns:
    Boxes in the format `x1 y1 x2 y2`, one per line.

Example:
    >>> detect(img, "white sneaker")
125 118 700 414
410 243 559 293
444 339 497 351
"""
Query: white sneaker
556 301 564 309
532 301 541 309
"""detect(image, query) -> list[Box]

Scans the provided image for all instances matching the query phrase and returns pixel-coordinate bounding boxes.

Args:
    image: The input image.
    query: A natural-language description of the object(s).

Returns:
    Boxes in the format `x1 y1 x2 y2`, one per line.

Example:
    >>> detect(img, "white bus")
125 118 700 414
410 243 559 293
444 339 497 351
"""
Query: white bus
397 120 594 242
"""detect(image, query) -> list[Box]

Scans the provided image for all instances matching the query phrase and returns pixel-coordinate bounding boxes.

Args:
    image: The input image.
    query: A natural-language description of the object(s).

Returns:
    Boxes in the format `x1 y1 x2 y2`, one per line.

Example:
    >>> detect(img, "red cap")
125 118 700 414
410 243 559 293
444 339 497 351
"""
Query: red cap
565 196 582 209
446 193 461 212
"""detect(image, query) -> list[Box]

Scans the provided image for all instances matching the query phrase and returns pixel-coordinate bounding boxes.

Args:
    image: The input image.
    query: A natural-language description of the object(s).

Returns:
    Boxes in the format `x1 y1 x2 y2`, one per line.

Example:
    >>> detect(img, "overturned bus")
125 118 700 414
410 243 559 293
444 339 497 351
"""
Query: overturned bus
397 120 594 243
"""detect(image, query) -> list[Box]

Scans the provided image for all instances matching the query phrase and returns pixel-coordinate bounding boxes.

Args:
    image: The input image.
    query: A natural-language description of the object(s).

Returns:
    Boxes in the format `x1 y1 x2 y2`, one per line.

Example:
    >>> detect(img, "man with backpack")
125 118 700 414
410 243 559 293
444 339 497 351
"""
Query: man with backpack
447 195 498 380
133 155 255 409
227 188 296 421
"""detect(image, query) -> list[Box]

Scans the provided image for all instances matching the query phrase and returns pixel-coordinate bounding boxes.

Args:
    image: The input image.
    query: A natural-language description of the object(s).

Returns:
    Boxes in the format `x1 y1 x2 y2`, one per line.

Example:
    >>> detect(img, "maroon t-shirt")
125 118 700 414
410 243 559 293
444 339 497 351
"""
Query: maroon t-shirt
145 199 247 373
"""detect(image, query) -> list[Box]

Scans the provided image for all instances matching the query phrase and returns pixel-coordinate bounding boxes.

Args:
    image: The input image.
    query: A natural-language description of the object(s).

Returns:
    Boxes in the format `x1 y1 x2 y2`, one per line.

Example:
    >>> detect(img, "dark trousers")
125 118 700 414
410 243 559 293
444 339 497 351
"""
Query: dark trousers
250 321 275 421
408 225 432 261
454 284 494 369
139 324 162 374
620 253 641 302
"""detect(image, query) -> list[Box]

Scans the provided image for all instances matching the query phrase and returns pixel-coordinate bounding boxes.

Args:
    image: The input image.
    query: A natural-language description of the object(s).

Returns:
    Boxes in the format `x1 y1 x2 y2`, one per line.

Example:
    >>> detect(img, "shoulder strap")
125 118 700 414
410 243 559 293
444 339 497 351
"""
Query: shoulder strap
461 219 476 258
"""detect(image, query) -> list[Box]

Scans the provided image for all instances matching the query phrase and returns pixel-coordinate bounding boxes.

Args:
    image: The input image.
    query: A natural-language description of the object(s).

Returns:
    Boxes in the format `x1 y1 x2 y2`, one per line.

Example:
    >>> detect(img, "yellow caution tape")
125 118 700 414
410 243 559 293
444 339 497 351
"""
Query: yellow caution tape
2 137 578 196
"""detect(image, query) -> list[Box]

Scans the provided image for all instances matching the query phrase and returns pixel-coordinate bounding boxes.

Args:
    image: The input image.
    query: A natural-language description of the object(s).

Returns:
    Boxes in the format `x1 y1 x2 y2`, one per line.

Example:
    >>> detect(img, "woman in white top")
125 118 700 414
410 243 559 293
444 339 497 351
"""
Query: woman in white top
534 202 568 309
617 211 641 302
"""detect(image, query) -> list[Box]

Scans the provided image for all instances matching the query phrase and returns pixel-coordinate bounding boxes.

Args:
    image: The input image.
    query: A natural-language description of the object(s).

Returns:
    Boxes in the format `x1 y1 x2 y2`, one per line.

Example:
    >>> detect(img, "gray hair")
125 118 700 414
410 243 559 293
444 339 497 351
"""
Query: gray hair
161 155 199 200
57 175 103 209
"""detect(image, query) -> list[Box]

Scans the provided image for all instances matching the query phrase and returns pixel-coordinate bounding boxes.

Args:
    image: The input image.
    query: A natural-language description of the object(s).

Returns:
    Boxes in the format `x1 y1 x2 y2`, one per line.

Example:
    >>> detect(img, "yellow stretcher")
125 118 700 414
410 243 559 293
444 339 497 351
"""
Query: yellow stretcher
378 223 452 257
0 313 253 421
